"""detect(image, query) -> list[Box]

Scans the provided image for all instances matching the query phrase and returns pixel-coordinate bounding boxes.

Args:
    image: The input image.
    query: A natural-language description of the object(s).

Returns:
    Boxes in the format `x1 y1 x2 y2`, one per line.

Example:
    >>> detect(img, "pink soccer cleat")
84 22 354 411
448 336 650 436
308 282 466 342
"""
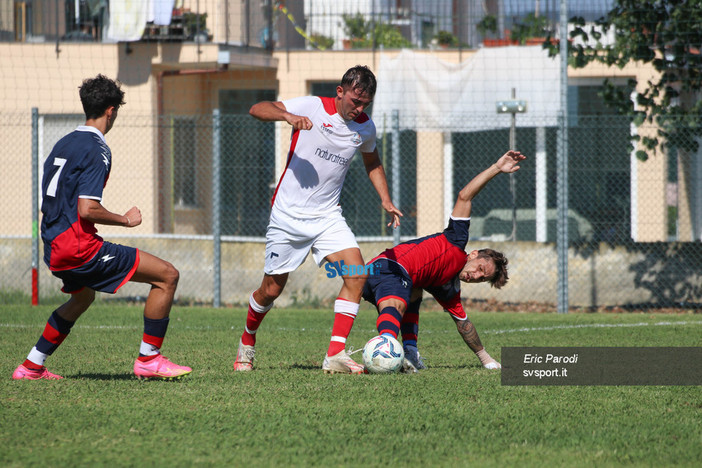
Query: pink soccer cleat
133 355 192 380
12 364 63 380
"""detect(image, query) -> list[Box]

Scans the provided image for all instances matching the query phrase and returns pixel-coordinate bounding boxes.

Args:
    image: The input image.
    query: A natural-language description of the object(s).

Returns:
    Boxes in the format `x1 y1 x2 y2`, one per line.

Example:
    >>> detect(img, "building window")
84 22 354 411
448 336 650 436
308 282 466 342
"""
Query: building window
219 89 277 236
172 117 197 207
452 84 631 243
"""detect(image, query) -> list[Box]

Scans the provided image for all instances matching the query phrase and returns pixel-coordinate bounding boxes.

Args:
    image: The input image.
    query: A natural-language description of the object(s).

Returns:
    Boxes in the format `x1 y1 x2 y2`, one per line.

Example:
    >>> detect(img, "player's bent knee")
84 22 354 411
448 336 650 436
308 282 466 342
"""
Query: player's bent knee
167 264 180 286
155 262 179 292
343 274 368 290
378 298 406 314
79 289 96 306
261 283 284 301
69 288 95 311
258 274 287 302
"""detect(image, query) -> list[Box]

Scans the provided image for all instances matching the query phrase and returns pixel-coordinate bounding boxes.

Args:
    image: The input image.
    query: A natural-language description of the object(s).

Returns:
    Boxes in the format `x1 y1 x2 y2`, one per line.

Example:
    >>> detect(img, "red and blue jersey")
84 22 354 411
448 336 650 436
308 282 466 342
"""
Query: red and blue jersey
364 217 471 320
424 276 466 320
41 126 111 271
372 217 470 288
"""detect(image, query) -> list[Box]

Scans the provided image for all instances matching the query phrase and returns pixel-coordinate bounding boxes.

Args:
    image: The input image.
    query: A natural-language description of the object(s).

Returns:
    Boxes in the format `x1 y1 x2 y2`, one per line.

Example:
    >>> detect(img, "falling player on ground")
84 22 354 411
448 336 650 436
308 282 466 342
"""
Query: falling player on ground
362 150 526 372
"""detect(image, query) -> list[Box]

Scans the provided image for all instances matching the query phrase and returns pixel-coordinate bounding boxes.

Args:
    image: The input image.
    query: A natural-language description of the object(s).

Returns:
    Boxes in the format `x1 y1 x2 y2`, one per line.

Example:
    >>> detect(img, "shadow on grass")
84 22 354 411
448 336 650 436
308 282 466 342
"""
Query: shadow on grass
290 363 319 370
68 372 139 381
69 373 193 381
429 364 486 370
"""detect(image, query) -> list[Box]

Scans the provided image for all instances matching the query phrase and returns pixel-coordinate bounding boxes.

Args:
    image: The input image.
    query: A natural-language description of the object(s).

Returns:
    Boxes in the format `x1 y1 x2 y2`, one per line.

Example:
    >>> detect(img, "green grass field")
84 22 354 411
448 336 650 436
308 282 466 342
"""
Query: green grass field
1 303 701 467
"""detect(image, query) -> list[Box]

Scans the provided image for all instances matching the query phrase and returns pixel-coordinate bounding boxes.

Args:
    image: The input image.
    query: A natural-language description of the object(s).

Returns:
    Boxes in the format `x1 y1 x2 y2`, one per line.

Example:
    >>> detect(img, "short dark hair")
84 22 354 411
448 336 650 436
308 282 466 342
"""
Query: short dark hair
340 65 377 97
477 248 509 289
79 74 126 120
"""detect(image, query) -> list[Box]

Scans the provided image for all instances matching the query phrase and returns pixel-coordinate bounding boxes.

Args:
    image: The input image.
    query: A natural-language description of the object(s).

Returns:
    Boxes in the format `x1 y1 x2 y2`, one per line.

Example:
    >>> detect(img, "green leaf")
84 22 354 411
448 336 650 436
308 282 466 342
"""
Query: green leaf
635 150 649 161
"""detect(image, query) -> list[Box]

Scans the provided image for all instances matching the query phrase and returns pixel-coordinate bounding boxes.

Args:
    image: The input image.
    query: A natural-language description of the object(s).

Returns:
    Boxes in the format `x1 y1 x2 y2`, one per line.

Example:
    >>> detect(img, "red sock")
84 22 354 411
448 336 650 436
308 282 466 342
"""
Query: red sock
22 360 43 370
327 298 359 356
241 292 272 346
137 354 159 363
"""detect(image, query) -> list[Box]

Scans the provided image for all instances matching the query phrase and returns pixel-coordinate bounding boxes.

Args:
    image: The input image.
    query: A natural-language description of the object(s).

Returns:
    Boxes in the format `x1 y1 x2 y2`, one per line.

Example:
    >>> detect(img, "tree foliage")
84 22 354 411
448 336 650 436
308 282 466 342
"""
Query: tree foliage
434 30 458 47
477 14 498 38
545 0 702 161
511 13 552 44
341 13 411 49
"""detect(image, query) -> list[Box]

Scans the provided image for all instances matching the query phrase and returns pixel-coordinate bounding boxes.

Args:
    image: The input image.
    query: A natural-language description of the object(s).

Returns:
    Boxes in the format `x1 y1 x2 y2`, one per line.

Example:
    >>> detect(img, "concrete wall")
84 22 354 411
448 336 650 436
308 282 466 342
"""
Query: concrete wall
3 238 700 308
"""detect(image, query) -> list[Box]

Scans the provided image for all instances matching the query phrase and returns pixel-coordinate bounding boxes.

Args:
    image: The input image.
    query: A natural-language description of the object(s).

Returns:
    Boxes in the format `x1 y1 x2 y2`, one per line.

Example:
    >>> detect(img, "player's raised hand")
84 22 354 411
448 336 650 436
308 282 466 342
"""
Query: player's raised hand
124 206 142 228
284 113 313 131
382 201 403 229
496 150 526 173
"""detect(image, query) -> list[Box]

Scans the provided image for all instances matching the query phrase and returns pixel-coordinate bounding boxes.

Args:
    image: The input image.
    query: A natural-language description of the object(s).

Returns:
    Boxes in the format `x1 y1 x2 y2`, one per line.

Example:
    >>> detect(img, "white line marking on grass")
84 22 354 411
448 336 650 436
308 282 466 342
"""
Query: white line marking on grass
3 320 701 335
0 323 220 331
482 320 702 335
0 323 139 330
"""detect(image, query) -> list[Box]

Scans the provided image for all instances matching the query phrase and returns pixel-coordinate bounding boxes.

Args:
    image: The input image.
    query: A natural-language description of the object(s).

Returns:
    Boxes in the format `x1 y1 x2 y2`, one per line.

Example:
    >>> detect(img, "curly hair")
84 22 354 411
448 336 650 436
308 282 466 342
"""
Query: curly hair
79 74 126 120
340 65 377 97
477 248 509 289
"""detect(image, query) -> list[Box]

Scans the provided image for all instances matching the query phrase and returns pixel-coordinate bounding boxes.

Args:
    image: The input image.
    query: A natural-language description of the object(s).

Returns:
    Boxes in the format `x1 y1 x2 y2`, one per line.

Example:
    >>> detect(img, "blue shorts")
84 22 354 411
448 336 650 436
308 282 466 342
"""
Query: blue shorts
52 241 139 294
362 258 412 309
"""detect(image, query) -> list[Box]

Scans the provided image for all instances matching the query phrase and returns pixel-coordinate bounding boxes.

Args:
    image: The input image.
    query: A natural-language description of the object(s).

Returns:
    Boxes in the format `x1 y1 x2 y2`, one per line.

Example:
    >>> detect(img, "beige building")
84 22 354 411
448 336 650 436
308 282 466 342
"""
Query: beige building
0 40 690 242
2 1 701 308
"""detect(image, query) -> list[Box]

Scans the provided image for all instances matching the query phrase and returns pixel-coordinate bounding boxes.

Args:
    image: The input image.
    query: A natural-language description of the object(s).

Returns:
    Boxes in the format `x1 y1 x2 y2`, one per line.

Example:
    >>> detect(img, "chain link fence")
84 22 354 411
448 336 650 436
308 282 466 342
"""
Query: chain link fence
1 0 700 311
2 104 700 308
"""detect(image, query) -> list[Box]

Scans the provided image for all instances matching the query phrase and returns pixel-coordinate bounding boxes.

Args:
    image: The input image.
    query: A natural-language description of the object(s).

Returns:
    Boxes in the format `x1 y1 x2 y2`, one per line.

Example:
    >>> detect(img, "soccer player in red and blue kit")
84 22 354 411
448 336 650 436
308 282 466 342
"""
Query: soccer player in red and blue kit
362 150 526 372
12 75 191 381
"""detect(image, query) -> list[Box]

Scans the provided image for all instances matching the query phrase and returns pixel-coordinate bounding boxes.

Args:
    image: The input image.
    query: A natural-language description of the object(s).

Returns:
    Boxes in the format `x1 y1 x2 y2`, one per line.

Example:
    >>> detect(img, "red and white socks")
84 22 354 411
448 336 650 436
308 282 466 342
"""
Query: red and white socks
327 298 359 356
241 292 273 347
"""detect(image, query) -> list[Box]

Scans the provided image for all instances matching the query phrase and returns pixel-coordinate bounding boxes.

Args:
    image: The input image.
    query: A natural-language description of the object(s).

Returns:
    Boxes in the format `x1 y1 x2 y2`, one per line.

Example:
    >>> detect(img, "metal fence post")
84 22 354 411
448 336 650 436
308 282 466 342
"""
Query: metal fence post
31 108 39 305
212 109 221 307
557 0 569 313
391 109 401 245
535 126 547 242
509 89 517 241
443 131 453 224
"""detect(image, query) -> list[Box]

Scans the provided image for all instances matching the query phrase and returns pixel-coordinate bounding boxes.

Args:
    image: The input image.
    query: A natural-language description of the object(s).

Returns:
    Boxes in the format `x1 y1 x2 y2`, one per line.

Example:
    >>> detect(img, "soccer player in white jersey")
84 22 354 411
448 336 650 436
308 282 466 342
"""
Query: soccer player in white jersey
234 65 403 374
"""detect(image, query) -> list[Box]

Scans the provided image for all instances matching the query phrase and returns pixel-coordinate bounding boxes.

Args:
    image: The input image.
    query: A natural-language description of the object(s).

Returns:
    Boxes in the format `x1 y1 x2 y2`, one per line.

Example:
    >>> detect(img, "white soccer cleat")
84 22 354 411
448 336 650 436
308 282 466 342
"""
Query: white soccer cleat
233 339 255 371
401 358 419 374
483 361 501 370
322 350 365 374
403 345 426 370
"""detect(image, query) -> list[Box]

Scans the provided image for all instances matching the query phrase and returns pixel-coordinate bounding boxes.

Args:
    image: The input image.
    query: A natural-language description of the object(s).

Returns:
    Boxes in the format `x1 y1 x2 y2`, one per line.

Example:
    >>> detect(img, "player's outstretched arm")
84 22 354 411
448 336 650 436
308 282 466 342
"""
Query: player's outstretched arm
451 315 501 369
249 101 312 131
77 198 141 227
452 150 526 219
362 149 403 228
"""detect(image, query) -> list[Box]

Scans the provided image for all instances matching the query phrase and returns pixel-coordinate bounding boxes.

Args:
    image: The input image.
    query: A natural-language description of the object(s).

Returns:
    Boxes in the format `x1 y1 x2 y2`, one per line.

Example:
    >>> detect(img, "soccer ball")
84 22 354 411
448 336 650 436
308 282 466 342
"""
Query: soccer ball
362 335 404 373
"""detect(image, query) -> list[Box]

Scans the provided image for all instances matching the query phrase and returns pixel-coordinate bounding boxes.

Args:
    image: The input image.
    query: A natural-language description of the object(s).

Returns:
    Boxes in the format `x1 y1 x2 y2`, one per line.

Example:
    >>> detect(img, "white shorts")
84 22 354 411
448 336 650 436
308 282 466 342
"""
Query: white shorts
264 207 359 275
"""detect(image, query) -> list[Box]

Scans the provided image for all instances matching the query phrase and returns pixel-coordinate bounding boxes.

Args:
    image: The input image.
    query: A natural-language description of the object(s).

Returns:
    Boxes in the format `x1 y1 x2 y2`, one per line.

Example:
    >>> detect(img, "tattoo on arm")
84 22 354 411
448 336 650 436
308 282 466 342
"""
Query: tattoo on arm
453 316 484 353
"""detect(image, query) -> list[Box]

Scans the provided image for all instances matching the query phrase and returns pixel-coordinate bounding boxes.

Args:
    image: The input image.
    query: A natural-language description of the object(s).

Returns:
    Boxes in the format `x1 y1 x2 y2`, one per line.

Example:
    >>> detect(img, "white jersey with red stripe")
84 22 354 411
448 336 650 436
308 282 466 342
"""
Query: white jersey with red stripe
271 96 376 217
